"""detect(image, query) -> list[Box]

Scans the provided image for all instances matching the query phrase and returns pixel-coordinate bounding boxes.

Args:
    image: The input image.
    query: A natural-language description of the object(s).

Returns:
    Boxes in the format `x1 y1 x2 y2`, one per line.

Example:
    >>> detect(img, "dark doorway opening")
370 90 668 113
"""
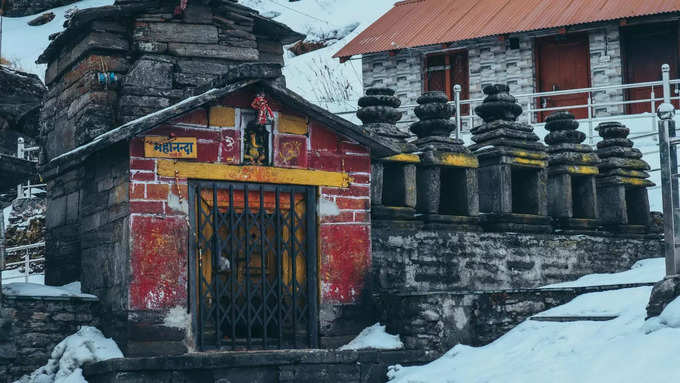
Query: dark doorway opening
571 176 596 219
440 168 468 215
424 50 470 115
382 162 406 206
511 167 539 215
625 186 648 225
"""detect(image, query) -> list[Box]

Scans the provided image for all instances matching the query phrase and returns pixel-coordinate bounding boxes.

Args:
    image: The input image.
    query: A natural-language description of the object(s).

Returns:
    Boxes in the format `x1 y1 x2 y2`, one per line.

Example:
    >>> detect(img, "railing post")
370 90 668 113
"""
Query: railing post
658 63 680 276
454 84 462 139
24 249 29 283
652 87 657 133
526 99 532 124
587 93 593 145
16 137 24 160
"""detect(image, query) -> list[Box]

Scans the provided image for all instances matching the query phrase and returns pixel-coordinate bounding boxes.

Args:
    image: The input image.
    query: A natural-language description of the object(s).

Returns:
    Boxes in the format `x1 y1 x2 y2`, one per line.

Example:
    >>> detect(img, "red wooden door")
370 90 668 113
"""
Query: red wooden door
536 34 591 120
623 23 679 114
424 51 469 114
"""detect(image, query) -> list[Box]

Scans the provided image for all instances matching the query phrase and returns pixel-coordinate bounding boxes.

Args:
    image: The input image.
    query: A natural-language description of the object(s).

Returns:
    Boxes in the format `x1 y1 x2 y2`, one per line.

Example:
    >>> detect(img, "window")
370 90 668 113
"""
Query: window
424 51 470 114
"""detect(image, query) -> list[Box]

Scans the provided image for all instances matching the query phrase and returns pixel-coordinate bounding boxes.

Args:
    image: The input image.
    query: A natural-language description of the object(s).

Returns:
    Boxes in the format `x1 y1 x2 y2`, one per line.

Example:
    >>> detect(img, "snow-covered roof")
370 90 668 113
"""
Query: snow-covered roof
48 77 401 168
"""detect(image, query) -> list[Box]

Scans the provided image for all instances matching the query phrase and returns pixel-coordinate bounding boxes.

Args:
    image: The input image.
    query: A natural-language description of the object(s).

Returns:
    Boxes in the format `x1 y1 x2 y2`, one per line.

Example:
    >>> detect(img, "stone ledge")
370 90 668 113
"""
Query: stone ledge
86 349 432 372
3 294 99 302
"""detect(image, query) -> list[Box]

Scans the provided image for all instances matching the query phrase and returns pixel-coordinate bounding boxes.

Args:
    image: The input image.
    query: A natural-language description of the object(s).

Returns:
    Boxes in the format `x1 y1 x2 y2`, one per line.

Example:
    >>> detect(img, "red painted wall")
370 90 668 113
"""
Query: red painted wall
127 87 371 312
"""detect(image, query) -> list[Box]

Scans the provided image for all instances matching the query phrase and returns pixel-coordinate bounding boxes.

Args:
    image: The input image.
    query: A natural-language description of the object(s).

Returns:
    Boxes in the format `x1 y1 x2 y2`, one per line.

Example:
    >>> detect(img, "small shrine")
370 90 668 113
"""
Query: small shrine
357 88 418 221
544 112 601 230
410 92 480 229
470 84 550 232
596 121 654 231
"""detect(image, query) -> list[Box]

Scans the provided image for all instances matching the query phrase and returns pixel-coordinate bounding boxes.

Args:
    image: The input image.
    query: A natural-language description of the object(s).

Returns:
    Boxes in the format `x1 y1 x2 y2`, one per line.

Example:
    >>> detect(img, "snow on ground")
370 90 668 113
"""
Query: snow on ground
17 326 123 383
543 257 665 288
338 323 403 351
3 281 95 298
0 0 114 76
387 260 680 383
1 267 45 284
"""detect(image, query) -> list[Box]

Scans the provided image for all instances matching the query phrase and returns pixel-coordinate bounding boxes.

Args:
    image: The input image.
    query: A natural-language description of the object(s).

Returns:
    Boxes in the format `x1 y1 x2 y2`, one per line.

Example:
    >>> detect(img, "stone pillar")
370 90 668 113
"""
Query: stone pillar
357 88 417 221
596 121 654 232
545 112 601 231
410 92 480 230
471 84 551 232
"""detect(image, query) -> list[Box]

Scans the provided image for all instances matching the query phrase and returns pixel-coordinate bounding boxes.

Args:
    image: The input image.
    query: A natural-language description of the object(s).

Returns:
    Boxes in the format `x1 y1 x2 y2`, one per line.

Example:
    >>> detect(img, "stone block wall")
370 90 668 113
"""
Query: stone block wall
0 295 100 383
381 284 651 353
371 224 662 293
40 1 291 162
589 24 624 117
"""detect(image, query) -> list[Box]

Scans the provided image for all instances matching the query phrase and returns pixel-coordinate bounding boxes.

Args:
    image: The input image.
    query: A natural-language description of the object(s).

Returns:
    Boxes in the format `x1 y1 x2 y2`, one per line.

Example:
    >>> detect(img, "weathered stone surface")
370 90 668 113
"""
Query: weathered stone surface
134 22 219 44
646 275 680 318
372 224 662 292
0 67 45 154
82 349 434 383
0 296 100 382
2 0 79 17
167 43 259 61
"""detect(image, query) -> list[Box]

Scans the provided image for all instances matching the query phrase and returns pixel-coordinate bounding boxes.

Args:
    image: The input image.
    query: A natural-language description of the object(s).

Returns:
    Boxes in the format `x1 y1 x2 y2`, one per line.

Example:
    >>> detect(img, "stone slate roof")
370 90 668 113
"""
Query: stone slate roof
0 66 45 138
0 154 37 193
37 0 304 64
47 76 401 169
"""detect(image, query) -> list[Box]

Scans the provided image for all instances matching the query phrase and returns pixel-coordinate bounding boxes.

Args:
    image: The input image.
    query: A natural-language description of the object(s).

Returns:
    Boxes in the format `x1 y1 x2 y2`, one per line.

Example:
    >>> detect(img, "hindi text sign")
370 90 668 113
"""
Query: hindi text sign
144 136 198 159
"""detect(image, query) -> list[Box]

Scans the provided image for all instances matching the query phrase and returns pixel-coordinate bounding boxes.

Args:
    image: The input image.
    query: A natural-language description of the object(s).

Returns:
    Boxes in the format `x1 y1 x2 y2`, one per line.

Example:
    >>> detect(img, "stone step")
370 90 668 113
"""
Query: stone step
530 315 618 322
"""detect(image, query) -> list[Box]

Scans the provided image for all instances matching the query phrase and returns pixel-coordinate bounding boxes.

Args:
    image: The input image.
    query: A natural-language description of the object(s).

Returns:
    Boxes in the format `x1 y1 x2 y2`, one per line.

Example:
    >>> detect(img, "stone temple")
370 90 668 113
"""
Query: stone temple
0 1 667 382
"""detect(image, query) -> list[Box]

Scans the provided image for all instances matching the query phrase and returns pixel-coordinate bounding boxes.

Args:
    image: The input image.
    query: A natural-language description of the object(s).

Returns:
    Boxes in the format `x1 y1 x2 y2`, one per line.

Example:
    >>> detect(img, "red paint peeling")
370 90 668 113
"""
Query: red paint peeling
130 216 188 310
319 224 371 304
274 135 308 168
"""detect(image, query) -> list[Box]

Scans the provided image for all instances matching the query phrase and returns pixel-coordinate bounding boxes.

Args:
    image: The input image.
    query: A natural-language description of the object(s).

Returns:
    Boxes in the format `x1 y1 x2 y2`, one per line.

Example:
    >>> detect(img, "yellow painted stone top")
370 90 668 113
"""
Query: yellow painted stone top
565 165 599 175
619 176 652 187
144 136 197 159
437 153 479 168
509 150 548 160
209 106 236 127
278 113 309 135
157 160 351 187
382 153 421 163
511 157 547 167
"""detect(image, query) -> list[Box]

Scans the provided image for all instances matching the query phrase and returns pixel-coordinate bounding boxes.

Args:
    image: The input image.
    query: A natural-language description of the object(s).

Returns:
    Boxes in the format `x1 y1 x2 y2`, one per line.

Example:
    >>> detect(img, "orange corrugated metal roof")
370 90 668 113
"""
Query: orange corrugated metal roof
334 0 680 58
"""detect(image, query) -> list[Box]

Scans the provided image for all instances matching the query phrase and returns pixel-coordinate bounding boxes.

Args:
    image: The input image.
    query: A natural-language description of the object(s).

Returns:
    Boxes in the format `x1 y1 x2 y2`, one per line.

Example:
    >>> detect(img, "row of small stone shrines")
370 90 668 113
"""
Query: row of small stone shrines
360 84 658 234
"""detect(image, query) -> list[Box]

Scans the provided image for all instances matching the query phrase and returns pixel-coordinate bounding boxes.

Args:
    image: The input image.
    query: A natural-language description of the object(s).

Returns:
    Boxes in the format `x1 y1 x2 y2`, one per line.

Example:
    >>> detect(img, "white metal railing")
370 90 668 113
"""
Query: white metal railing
16 137 44 199
2 241 45 283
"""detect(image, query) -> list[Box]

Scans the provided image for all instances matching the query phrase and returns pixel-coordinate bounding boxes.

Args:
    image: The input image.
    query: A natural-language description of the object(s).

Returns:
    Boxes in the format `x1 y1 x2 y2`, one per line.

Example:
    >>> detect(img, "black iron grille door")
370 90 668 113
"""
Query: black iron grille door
189 181 319 350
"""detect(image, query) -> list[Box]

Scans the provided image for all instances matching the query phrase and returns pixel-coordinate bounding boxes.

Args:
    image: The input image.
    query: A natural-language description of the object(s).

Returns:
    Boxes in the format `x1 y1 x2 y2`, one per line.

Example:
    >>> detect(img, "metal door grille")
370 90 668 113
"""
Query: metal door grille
188 181 318 350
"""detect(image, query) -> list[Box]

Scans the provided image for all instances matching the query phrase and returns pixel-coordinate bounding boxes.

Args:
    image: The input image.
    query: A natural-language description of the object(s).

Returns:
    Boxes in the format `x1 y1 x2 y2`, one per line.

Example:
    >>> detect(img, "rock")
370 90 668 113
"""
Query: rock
646 275 680 319
27 12 55 26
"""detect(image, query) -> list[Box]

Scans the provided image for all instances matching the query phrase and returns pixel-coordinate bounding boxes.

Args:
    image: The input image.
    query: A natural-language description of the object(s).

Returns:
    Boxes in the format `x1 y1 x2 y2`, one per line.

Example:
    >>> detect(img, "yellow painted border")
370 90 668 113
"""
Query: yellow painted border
565 165 599 175
512 157 547 167
437 153 479 168
157 160 351 187
382 153 421 163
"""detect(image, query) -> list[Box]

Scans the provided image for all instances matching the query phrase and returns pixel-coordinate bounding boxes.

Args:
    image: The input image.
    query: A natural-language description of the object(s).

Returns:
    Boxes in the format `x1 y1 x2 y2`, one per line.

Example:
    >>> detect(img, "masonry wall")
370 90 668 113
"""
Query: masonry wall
371 225 662 293
0 295 100 383
40 2 288 162
124 88 372 353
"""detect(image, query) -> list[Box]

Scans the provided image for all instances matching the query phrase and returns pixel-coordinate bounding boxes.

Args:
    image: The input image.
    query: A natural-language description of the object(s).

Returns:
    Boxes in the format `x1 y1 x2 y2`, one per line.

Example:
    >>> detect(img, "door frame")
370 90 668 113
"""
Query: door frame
534 33 592 120
187 180 319 351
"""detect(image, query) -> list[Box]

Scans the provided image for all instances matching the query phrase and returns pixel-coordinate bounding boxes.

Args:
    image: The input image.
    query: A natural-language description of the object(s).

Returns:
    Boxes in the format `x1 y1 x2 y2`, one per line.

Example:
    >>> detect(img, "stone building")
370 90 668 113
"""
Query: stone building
335 0 680 126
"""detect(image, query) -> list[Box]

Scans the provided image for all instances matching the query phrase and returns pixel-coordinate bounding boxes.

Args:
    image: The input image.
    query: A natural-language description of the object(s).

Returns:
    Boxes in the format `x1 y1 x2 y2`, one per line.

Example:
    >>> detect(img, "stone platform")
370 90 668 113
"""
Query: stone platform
83 349 434 383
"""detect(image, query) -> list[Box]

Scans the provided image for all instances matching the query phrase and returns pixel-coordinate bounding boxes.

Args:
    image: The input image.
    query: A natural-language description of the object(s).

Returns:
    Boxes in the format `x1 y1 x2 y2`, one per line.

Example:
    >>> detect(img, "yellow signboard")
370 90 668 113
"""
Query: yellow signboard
144 136 198 159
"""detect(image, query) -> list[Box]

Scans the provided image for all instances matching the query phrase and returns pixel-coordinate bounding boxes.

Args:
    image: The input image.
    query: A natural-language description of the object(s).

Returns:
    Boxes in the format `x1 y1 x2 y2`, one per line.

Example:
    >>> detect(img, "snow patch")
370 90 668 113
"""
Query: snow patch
3 281 96 298
387 259 680 383
318 197 340 217
163 306 190 330
17 326 123 383
338 323 403 351
643 296 680 333
542 257 665 288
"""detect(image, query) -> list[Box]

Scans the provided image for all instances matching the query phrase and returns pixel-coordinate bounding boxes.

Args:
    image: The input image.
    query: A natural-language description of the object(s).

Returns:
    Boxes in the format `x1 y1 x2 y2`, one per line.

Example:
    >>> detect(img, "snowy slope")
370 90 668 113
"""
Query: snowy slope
387 259 680 383
0 0 114 75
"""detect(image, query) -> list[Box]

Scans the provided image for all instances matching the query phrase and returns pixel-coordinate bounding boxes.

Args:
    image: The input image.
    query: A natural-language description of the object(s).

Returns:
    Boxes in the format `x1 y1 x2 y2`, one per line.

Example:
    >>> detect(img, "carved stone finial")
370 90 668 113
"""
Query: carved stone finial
410 91 455 138
544 111 599 168
356 87 409 140
474 84 523 123
596 121 652 186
